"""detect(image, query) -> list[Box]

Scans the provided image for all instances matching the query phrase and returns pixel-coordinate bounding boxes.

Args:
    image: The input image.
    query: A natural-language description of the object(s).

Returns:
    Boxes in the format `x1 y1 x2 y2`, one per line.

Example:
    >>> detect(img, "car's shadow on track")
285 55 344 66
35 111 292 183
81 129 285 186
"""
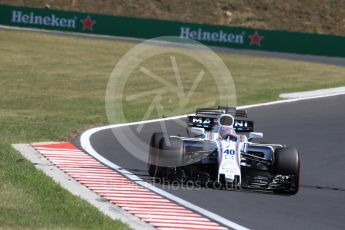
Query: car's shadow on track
117 168 288 196
301 184 345 192
116 167 345 196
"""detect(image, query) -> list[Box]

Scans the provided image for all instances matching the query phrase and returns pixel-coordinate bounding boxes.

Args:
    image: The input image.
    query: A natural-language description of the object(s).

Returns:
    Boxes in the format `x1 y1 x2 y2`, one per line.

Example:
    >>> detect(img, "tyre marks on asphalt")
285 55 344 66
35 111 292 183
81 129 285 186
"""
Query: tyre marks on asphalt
32 142 228 230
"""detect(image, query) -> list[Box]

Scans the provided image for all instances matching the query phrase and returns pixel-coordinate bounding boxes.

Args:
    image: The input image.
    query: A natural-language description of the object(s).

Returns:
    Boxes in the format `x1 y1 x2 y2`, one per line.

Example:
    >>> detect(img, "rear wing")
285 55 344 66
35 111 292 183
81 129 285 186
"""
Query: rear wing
187 115 254 133
196 107 247 118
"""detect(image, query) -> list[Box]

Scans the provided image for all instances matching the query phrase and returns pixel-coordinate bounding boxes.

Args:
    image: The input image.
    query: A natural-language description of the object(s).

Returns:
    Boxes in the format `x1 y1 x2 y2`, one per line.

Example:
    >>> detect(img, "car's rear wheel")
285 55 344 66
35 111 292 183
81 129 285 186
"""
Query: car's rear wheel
273 147 300 195
148 133 184 179
148 132 165 177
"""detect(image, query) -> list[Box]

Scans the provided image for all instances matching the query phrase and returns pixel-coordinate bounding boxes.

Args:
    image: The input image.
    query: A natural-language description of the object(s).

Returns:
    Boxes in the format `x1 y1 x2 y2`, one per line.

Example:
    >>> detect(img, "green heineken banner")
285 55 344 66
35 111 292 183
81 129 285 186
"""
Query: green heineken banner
0 4 344 57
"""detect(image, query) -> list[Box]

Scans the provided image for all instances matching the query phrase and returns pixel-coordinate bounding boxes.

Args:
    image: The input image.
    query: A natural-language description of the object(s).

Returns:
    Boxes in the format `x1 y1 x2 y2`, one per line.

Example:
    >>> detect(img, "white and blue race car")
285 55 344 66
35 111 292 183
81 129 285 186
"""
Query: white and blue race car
148 107 300 195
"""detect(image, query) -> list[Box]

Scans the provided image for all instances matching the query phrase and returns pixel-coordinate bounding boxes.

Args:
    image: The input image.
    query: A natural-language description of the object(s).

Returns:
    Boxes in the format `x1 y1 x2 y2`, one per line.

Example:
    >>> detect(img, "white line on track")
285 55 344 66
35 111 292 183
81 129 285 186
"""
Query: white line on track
279 86 345 99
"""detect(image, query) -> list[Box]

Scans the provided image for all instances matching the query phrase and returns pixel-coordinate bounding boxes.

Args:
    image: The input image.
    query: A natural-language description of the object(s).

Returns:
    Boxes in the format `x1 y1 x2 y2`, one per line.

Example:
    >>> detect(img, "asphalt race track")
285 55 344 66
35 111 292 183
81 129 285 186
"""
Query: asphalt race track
76 94 345 230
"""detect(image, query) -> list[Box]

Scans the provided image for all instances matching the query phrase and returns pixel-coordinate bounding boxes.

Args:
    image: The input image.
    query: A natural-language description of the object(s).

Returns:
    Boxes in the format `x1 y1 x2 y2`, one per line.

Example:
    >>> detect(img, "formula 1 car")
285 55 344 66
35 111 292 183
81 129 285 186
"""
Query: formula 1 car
148 107 300 195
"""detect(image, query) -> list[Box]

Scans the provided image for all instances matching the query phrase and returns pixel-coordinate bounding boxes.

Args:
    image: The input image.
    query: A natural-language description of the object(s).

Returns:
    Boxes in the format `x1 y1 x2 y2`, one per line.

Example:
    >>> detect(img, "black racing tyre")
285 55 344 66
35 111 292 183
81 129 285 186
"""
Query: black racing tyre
273 147 300 195
159 136 184 168
148 133 184 179
148 132 164 177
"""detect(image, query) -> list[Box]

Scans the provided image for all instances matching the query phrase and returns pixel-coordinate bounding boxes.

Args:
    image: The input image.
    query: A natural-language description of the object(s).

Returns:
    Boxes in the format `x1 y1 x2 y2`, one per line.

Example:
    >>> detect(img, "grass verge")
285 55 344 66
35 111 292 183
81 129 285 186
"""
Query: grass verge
0 28 345 229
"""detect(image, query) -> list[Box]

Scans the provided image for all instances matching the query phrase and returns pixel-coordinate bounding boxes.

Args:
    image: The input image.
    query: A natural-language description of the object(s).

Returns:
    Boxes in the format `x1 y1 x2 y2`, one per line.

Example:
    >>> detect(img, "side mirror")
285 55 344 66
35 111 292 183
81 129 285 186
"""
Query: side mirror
190 127 206 137
248 132 263 141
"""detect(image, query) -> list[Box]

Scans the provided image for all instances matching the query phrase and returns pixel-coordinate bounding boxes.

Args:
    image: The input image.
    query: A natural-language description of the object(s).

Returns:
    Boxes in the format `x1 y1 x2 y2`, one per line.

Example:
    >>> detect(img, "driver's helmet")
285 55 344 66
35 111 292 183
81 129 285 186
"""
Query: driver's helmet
219 126 237 140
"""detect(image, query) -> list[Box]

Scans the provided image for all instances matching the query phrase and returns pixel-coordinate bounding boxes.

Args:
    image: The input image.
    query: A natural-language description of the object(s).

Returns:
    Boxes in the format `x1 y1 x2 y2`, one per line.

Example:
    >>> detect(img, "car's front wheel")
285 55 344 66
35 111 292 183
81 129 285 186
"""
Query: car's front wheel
273 147 300 195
